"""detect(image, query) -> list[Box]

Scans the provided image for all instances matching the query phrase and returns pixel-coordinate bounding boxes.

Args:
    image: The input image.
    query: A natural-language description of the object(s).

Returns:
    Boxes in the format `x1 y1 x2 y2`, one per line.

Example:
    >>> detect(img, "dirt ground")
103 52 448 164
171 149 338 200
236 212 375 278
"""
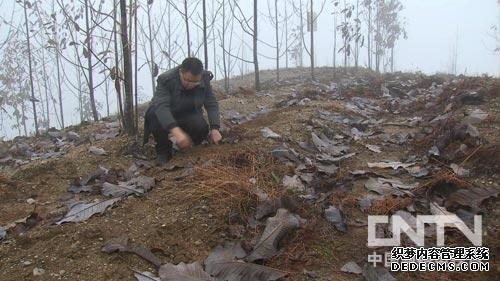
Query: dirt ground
0 67 499 280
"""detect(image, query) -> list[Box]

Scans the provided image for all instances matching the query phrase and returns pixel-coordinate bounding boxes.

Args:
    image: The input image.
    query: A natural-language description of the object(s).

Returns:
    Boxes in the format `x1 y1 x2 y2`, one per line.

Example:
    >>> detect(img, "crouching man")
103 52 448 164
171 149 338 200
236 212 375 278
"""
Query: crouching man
143 57 222 164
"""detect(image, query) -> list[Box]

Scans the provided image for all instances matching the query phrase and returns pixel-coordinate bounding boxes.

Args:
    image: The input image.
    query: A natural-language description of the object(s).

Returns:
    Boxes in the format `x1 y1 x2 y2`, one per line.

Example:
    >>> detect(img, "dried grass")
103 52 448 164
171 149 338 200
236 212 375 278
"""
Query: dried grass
181 149 287 219
368 196 412 215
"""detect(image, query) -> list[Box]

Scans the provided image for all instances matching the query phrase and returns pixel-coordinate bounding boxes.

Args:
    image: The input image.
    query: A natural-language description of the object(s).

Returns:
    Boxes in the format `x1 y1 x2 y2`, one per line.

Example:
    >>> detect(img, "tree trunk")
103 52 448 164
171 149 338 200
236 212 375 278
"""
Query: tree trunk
77 69 83 122
310 0 314 80
367 1 372 70
147 2 156 91
54 21 64 129
40 48 50 128
275 0 280 82
203 0 208 68
343 1 347 68
14 105 21 136
113 0 124 123
168 2 172 69
354 0 359 68
221 0 228 94
253 0 260 91
299 1 304 67
120 0 135 134
375 1 380 72
390 46 394 72
23 0 39 135
84 0 99 121
21 100 28 136
212 0 216 77
285 4 289 69
333 8 337 69
134 0 139 130
183 0 191 57
240 29 244 76
105 76 110 117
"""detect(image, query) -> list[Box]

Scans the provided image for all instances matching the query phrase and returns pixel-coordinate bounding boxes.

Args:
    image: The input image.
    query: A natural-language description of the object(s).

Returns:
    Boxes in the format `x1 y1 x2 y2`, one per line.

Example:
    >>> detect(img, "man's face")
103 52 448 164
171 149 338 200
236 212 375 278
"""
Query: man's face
179 70 202 90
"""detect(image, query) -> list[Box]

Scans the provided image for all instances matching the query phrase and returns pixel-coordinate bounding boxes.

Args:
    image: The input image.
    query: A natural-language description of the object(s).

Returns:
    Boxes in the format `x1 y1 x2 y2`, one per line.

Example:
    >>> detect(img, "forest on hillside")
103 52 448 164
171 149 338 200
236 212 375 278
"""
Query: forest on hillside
0 0 411 139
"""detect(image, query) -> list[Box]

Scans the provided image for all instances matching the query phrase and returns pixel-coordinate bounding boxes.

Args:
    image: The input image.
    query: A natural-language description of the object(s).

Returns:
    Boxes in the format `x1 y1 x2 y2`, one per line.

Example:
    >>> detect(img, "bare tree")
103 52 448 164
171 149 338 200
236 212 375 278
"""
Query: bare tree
146 0 158 94
291 0 305 67
253 0 260 90
203 0 208 67
338 1 354 68
83 0 98 121
133 0 139 129
332 1 339 69
307 0 326 80
0 36 31 136
449 31 459 75
231 0 260 91
120 0 135 134
112 0 124 123
363 0 373 70
373 0 406 73
354 0 361 68
51 1 65 128
20 0 40 135
267 0 281 81
310 0 314 79
184 0 192 56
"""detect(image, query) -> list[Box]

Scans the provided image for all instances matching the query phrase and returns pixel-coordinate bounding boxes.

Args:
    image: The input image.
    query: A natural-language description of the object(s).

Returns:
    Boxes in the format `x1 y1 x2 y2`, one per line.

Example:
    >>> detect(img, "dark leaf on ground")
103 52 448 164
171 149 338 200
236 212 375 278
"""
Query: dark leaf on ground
204 242 286 281
132 270 160 281
365 177 416 196
102 237 162 268
362 264 396 281
101 182 145 197
159 262 213 281
0 227 6 241
341 261 362 274
323 205 347 233
445 185 500 213
245 208 305 262
56 197 121 224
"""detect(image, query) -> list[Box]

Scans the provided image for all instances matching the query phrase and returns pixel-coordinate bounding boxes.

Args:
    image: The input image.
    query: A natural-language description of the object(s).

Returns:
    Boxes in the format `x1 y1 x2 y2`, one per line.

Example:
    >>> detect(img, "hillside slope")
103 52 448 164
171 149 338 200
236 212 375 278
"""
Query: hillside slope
0 68 499 281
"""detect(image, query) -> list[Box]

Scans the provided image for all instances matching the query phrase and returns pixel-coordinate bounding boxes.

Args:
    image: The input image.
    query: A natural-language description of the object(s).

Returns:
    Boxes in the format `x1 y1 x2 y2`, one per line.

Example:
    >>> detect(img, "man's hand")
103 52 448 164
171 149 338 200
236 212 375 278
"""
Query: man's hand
170 127 192 150
209 129 222 145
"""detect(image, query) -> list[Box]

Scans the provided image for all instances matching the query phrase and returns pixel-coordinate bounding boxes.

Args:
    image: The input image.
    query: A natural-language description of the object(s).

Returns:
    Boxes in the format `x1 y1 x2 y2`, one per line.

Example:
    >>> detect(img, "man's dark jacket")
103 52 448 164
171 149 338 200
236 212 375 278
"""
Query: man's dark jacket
143 66 220 144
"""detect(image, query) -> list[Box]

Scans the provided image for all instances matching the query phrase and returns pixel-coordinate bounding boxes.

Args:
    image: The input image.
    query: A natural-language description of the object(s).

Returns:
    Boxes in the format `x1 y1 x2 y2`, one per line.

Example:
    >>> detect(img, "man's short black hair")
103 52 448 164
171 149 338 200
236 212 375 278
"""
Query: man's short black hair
180 57 204 75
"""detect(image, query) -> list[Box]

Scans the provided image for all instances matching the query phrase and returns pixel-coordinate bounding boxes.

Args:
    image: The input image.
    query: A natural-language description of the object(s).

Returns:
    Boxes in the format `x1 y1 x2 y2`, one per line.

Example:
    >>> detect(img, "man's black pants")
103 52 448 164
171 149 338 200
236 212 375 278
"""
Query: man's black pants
144 109 209 157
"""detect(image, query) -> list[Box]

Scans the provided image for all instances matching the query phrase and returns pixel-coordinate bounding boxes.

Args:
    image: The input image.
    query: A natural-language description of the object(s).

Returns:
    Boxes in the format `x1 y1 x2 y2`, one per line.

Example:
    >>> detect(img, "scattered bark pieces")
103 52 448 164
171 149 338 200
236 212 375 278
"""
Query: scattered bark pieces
404 165 429 178
323 205 347 233
311 132 348 156
282 175 305 192
365 144 382 153
159 262 213 281
89 146 107 156
132 271 160 281
101 182 144 197
341 261 362 274
445 185 500 212
246 209 305 262
102 237 162 268
365 177 416 196
367 161 415 170
450 163 470 177
261 127 281 139
362 264 396 281
56 197 121 224
205 242 286 281
0 227 6 241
